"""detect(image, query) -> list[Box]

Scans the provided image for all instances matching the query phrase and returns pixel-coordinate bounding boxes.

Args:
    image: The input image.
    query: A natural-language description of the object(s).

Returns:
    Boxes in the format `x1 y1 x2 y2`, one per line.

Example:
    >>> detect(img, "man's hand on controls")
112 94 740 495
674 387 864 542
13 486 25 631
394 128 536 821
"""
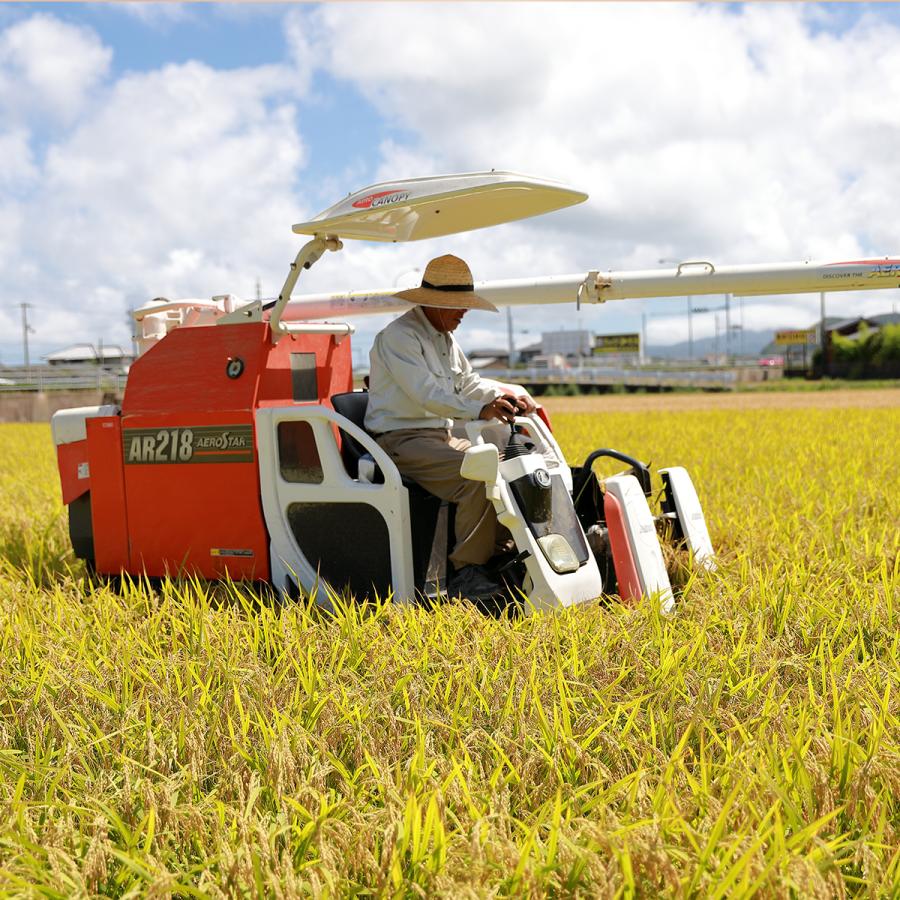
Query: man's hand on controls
479 395 524 424
509 391 537 414
493 383 537 415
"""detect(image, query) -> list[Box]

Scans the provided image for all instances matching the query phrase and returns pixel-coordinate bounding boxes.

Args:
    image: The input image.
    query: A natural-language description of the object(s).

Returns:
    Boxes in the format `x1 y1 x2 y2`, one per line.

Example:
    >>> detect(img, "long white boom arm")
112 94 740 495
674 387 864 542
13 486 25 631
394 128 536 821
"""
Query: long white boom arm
281 256 900 322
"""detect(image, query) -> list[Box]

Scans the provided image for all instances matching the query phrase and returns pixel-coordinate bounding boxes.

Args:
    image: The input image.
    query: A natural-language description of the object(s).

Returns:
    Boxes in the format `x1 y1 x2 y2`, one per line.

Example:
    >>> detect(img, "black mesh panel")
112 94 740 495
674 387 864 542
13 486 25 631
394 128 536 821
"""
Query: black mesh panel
286 502 392 599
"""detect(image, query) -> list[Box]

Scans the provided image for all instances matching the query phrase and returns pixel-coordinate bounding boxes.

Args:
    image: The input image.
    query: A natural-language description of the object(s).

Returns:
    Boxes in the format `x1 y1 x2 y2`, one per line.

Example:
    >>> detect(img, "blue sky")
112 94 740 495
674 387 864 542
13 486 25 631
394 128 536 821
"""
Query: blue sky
0 4 395 207
2 2 899 366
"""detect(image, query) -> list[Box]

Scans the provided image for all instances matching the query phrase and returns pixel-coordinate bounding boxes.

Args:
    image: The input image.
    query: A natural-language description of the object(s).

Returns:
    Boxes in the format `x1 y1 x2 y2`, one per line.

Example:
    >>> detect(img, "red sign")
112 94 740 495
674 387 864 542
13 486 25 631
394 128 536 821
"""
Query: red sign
351 190 410 209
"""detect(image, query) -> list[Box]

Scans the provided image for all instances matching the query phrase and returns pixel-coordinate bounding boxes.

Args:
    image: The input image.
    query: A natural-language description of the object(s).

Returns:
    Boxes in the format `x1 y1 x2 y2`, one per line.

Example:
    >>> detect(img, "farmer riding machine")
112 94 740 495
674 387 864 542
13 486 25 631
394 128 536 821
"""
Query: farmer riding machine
50 173 900 612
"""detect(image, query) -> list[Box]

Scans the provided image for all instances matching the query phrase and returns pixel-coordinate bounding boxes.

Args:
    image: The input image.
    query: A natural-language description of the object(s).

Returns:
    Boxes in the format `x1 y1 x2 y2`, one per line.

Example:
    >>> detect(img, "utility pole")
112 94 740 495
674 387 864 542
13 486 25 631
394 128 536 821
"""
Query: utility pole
128 307 138 358
819 291 825 343
641 311 647 366
506 306 517 367
256 278 262 302
20 302 34 375
725 293 731 364
687 296 694 362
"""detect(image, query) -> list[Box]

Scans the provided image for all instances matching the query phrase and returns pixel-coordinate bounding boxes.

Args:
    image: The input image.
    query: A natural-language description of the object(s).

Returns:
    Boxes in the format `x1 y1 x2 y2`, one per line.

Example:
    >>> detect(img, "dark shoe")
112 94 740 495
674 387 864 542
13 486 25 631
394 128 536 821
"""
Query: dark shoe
447 564 502 600
486 548 522 575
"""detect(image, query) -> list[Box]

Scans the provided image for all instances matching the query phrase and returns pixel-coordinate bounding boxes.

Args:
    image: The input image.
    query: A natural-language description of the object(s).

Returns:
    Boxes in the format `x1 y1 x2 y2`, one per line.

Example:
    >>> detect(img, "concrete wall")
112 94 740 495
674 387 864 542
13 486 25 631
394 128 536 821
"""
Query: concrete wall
0 390 122 423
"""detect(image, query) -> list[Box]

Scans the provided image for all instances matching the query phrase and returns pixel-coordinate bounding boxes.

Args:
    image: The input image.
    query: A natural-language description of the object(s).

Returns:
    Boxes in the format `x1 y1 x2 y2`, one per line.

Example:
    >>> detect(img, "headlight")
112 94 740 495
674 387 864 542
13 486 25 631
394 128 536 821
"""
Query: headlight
536 533 580 574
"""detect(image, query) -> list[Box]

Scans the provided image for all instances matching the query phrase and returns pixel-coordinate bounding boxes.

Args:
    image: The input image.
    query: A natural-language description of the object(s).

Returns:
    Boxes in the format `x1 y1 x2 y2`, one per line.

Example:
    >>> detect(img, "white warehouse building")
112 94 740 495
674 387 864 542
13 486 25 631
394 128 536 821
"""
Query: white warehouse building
541 329 593 357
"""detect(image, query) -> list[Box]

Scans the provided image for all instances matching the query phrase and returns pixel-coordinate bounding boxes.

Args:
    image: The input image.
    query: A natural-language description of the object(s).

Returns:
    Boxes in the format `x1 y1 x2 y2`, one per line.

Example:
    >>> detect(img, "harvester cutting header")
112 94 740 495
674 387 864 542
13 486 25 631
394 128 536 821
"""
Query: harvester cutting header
51 172 899 613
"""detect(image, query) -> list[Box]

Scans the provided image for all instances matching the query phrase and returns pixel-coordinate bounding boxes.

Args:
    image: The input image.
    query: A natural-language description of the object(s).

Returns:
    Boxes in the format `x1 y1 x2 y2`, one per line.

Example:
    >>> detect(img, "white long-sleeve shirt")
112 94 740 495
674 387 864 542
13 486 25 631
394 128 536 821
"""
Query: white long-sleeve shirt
364 306 504 433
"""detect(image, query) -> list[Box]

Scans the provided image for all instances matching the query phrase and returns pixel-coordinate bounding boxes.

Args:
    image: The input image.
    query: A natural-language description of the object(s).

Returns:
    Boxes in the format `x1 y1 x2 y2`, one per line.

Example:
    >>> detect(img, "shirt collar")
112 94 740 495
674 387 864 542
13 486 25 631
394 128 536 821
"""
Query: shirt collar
412 304 449 342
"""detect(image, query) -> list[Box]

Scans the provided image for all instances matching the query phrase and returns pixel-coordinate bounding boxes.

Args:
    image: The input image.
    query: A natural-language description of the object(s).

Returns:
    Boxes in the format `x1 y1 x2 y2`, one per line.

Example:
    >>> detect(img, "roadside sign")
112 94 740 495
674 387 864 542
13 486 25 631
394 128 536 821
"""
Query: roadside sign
593 333 640 354
775 329 817 346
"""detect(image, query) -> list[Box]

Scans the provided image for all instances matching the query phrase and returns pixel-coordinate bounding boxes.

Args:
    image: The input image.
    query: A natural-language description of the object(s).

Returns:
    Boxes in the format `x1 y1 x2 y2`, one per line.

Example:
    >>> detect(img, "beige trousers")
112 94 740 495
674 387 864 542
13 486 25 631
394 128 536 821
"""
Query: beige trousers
376 428 500 569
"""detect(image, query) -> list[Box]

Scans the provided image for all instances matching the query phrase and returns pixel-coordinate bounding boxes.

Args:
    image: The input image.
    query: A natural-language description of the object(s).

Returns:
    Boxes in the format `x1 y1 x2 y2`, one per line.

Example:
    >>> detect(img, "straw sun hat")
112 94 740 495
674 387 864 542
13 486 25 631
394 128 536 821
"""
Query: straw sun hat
395 255 497 312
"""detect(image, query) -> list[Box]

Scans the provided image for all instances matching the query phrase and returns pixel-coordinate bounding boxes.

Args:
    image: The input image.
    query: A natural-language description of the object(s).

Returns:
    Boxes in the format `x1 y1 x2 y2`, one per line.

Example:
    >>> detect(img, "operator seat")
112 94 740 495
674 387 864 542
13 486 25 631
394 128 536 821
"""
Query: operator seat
331 391 446 591
330 391 377 481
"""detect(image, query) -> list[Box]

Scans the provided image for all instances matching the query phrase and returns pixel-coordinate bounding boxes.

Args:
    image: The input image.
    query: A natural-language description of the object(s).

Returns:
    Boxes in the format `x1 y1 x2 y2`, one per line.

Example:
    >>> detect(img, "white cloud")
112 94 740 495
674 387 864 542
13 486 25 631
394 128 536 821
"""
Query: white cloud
281 2 900 347
3 21 312 353
112 3 193 27
299 4 898 261
39 59 306 275
4 4 900 364
283 8 324 97
0 14 111 125
0 128 37 187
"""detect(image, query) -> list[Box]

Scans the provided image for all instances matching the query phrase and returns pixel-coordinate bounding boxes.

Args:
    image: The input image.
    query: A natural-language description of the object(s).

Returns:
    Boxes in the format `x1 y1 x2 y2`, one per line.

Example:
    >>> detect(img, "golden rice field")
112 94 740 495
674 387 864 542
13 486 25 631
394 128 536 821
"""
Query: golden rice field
0 393 898 897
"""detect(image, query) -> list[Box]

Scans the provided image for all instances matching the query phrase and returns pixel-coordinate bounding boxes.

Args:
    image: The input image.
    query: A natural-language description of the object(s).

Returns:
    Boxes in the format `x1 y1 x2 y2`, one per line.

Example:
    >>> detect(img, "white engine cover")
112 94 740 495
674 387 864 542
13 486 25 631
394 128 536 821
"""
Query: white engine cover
462 439 603 614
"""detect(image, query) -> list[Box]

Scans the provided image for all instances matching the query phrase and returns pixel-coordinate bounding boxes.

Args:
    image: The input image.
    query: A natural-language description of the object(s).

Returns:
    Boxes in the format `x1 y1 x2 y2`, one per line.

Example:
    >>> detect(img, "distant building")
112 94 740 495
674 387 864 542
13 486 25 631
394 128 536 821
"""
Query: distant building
542 329 593 358
756 314 900 357
757 313 900 376
44 343 133 369
827 313 900 339
467 348 510 369
468 343 552 368
531 353 568 370
518 342 543 363
823 312 900 378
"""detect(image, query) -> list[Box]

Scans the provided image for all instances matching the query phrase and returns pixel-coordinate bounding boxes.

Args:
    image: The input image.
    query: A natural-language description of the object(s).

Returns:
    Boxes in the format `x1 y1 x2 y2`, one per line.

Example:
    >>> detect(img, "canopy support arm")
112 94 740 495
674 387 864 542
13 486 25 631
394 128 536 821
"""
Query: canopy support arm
270 235 343 341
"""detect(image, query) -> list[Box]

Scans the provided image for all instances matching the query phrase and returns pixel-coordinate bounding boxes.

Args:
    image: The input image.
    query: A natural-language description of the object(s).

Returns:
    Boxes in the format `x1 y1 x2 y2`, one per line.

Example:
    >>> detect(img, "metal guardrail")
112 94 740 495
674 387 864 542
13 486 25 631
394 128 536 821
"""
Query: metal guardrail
0 366 127 393
0 364 738 394
484 366 739 389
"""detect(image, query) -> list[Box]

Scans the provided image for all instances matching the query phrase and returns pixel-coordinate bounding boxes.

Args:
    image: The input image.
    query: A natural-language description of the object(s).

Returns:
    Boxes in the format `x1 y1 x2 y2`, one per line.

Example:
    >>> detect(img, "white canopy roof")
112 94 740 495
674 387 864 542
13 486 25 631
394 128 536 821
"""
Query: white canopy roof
292 171 587 243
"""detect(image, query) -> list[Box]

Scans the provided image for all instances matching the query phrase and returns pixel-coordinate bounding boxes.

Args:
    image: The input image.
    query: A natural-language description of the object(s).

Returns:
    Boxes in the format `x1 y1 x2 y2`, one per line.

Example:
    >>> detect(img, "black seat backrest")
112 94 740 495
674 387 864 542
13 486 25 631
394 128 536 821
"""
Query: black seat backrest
331 391 444 589
331 391 370 478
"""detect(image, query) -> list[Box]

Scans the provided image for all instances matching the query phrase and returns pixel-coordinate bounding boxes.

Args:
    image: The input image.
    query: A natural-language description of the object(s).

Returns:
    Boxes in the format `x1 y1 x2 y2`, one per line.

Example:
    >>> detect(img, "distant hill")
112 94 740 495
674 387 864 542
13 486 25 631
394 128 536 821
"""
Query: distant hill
645 316 890 360
647 328 776 360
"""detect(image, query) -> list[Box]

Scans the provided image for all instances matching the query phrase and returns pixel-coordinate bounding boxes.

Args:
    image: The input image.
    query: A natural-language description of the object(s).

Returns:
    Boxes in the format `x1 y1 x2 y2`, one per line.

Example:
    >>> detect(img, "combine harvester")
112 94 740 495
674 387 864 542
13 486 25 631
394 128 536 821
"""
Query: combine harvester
50 173 899 613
